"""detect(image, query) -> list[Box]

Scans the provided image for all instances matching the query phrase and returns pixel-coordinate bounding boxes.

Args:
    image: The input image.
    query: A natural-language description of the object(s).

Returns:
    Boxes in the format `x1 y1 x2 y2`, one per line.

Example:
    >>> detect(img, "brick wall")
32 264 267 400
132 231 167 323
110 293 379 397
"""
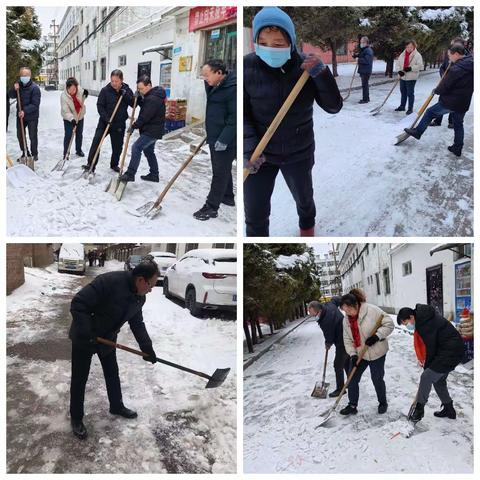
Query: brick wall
7 244 25 294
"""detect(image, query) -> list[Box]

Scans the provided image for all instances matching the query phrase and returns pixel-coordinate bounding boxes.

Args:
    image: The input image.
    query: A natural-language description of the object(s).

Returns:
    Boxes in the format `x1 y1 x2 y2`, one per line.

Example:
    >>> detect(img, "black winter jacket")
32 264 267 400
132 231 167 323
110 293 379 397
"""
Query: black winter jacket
415 304 464 373
205 72 236 149
436 55 473 113
135 86 166 139
8 80 41 122
317 297 344 347
244 51 342 165
357 46 374 75
97 82 134 127
69 271 153 357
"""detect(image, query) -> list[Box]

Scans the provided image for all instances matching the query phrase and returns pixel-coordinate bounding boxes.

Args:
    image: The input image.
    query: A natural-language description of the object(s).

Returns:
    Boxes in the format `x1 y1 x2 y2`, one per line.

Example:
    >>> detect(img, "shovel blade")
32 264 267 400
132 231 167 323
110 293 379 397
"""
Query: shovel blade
205 368 230 388
115 181 127 201
394 132 410 146
146 205 162 219
311 381 330 399
52 159 66 172
316 407 336 428
106 177 118 194
26 156 35 171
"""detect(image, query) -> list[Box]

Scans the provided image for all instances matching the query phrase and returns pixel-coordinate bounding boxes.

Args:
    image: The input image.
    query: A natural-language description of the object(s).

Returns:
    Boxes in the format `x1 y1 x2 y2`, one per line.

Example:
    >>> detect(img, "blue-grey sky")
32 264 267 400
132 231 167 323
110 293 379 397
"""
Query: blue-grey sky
35 6 66 36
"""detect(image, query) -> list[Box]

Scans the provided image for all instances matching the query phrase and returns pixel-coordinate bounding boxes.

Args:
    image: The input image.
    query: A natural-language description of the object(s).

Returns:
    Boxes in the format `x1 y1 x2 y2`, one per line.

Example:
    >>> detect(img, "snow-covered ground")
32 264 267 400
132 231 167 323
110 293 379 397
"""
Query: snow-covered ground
269 72 473 236
7 261 236 473
6 90 236 236
244 317 473 474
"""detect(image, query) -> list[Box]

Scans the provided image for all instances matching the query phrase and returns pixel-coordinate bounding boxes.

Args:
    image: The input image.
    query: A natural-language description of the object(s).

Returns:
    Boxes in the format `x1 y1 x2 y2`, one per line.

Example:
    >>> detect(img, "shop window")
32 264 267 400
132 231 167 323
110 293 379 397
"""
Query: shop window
402 261 412 276
137 61 151 80
203 23 236 72
100 57 106 81
383 268 391 294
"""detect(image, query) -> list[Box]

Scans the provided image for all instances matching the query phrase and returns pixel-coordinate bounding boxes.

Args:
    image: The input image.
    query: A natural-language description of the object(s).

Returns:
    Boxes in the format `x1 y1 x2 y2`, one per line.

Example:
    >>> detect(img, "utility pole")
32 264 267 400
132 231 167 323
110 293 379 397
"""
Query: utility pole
331 243 342 296
50 19 58 88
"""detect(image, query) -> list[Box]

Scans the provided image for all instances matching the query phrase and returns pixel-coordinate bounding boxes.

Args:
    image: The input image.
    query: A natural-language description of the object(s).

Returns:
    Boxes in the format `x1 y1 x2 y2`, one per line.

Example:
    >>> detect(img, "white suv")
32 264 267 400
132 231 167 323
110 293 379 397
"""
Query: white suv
148 251 177 282
163 248 237 317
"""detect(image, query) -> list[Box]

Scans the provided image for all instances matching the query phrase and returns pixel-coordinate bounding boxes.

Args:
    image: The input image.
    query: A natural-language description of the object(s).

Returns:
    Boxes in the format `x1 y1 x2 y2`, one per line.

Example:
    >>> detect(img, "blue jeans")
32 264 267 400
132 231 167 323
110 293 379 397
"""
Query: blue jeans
399 79 416 110
347 354 387 406
416 101 465 147
126 134 158 176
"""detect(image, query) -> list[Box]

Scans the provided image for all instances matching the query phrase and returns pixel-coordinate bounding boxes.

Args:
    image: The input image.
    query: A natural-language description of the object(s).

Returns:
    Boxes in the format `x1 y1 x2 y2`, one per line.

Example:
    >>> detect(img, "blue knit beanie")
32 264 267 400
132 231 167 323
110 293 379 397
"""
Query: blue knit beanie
252 7 296 50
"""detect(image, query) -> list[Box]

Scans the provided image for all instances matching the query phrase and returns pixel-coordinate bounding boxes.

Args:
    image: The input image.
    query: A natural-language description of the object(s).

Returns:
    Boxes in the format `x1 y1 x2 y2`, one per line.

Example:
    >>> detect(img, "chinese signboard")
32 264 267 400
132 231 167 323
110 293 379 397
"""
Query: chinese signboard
189 6 237 32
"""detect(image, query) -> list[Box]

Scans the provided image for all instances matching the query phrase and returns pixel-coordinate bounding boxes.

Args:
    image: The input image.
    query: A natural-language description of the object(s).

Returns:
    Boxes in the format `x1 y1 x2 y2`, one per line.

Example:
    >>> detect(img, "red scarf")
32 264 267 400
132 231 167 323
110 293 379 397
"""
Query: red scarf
71 92 82 114
403 50 411 70
348 315 362 348
413 331 426 366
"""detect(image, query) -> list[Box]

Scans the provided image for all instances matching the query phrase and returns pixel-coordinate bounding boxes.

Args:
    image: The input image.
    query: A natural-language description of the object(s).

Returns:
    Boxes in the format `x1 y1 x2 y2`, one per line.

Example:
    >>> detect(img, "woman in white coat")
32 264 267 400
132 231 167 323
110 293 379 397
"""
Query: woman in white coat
395 40 424 114
340 289 394 416
60 77 88 157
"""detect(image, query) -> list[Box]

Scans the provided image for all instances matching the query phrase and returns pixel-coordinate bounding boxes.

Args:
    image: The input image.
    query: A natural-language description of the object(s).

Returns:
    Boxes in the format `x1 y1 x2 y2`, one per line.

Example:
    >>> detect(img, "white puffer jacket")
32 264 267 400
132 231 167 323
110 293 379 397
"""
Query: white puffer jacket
61 85 86 122
343 302 394 361
396 49 424 81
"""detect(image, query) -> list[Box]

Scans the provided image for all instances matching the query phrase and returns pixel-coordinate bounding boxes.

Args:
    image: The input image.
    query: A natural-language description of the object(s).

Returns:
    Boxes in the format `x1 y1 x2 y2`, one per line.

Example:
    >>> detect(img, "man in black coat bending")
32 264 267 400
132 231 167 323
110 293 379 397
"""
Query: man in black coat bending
397 304 465 422
308 298 349 396
69 261 159 439
83 69 134 173
193 60 236 221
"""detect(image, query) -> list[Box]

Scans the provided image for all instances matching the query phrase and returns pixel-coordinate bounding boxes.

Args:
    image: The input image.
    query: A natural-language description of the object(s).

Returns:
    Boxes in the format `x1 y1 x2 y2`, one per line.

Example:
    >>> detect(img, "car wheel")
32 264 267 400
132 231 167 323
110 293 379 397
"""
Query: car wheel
163 278 172 299
185 287 202 317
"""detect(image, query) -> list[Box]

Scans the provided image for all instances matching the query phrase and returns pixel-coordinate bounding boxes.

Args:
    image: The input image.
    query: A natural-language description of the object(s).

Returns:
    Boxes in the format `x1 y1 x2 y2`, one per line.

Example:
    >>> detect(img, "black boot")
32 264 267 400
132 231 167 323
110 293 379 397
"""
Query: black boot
448 145 462 157
109 405 138 419
221 197 235 207
358 99 369 104
140 172 159 183
110 165 120 173
395 106 406 112
119 172 135 182
434 401 456 419
328 388 342 398
193 204 218 221
406 109 413 115
340 403 358 415
71 419 88 439
409 402 424 422
404 127 422 140
76 150 85 157
378 402 388 414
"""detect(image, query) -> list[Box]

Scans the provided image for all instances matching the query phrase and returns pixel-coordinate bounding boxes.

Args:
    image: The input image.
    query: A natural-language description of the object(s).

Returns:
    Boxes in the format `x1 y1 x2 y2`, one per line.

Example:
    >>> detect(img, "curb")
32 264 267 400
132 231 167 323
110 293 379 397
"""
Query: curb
243 316 311 370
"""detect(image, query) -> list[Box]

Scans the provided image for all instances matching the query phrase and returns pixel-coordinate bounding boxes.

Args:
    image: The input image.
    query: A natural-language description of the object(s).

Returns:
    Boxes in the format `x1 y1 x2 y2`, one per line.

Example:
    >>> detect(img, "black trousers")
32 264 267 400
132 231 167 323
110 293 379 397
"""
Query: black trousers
87 121 125 170
70 343 123 421
244 155 316 237
63 119 84 156
333 344 350 390
206 145 235 210
16 117 38 156
360 73 371 101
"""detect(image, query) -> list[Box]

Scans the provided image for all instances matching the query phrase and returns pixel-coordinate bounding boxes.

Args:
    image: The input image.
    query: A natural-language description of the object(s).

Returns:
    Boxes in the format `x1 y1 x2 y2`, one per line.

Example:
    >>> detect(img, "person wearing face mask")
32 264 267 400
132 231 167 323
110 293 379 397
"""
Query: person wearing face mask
83 69 134 173
193 59 236 221
308 298 350 397
119 75 166 183
244 7 343 237
339 289 394 416
395 40 424 115
60 77 88 158
397 304 464 423
8 67 41 161
68 260 160 440
352 36 374 104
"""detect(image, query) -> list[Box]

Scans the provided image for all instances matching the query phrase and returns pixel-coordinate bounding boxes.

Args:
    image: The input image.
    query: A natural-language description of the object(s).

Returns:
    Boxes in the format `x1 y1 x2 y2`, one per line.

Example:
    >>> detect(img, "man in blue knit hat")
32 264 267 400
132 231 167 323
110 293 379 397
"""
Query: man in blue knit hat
244 7 343 237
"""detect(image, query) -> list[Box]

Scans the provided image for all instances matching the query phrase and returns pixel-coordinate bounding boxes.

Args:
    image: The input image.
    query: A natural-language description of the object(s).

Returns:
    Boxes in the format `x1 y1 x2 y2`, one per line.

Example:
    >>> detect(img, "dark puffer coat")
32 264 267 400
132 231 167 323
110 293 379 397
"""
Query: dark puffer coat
317 297 345 347
135 86 166 139
97 82 134 127
8 79 41 121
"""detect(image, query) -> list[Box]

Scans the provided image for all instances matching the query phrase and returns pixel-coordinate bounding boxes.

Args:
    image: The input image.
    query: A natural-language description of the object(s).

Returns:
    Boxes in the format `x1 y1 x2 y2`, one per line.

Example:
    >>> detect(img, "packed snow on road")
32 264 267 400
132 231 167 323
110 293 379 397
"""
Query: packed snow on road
6 90 236 236
243 317 473 474
7 261 237 473
269 71 473 236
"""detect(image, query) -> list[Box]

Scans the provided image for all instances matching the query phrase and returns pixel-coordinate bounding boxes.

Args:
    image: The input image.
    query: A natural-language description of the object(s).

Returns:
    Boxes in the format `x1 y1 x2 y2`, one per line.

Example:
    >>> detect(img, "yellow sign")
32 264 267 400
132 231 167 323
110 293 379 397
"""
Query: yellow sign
178 55 193 72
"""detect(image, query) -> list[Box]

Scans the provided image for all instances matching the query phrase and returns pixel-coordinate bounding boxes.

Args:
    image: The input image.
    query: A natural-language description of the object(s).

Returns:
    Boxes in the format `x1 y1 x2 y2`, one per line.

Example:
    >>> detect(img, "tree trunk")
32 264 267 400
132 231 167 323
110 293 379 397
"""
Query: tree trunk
244 317 253 353
269 318 274 335
251 316 258 345
256 318 264 339
386 57 394 78
330 39 338 77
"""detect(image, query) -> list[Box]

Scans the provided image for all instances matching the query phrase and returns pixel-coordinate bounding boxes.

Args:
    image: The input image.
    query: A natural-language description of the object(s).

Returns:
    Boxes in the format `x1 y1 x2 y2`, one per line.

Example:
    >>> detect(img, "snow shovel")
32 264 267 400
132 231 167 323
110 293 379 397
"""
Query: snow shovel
370 77 400 116
96 337 230 388
315 314 386 428
244 70 310 182
311 347 330 398
6 154 14 168
342 63 358 101
81 92 125 180
395 63 451 145
106 95 138 198
16 88 34 170
133 135 208 218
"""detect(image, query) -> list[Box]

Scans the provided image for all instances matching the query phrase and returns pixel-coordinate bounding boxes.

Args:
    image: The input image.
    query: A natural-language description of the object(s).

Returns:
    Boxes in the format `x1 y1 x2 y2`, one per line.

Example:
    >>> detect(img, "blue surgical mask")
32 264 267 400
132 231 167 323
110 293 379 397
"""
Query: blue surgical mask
254 44 291 68
406 323 415 332
20 76 30 85
360 43 366 48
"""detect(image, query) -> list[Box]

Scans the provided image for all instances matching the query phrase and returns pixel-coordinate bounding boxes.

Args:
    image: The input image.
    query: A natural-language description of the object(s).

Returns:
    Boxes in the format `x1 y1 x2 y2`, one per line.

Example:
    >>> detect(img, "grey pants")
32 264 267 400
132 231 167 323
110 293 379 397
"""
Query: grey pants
417 367 452 405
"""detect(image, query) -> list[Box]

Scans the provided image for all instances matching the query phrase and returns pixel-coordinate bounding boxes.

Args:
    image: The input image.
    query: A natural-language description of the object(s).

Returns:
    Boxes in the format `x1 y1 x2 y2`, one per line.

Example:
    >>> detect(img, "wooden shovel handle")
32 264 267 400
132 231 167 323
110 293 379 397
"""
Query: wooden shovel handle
321 347 329 384
16 88 28 153
243 69 310 182
118 95 138 174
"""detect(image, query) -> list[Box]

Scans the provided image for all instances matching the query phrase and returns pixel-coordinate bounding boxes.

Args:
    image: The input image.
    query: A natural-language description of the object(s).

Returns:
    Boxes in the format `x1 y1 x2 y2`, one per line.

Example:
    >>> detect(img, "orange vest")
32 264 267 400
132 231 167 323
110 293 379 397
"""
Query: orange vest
414 331 427 366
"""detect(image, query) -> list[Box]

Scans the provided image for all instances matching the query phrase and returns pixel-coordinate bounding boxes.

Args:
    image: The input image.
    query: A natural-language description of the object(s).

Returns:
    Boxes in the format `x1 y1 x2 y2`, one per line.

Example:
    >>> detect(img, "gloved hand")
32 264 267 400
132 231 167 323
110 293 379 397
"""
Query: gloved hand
134 90 140 98
350 355 359 369
120 87 127 96
127 123 136 134
244 154 266 174
431 89 437 96
404 66 412 72
365 334 379 346
352 53 359 59
142 346 157 364
83 89 89 98
214 140 228 152
325 343 332 350
301 53 326 78
398 71 405 77
71 119 77 126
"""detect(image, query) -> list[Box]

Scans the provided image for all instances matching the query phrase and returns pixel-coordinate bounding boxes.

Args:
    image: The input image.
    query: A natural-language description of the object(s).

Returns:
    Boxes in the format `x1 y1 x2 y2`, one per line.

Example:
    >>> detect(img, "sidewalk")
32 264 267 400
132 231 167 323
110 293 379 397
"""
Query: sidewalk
243 315 312 370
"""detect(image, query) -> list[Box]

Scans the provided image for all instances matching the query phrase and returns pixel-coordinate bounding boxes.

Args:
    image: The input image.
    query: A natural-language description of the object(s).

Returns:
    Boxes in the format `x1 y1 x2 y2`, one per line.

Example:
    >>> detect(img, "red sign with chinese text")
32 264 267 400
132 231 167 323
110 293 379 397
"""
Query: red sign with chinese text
189 6 237 32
